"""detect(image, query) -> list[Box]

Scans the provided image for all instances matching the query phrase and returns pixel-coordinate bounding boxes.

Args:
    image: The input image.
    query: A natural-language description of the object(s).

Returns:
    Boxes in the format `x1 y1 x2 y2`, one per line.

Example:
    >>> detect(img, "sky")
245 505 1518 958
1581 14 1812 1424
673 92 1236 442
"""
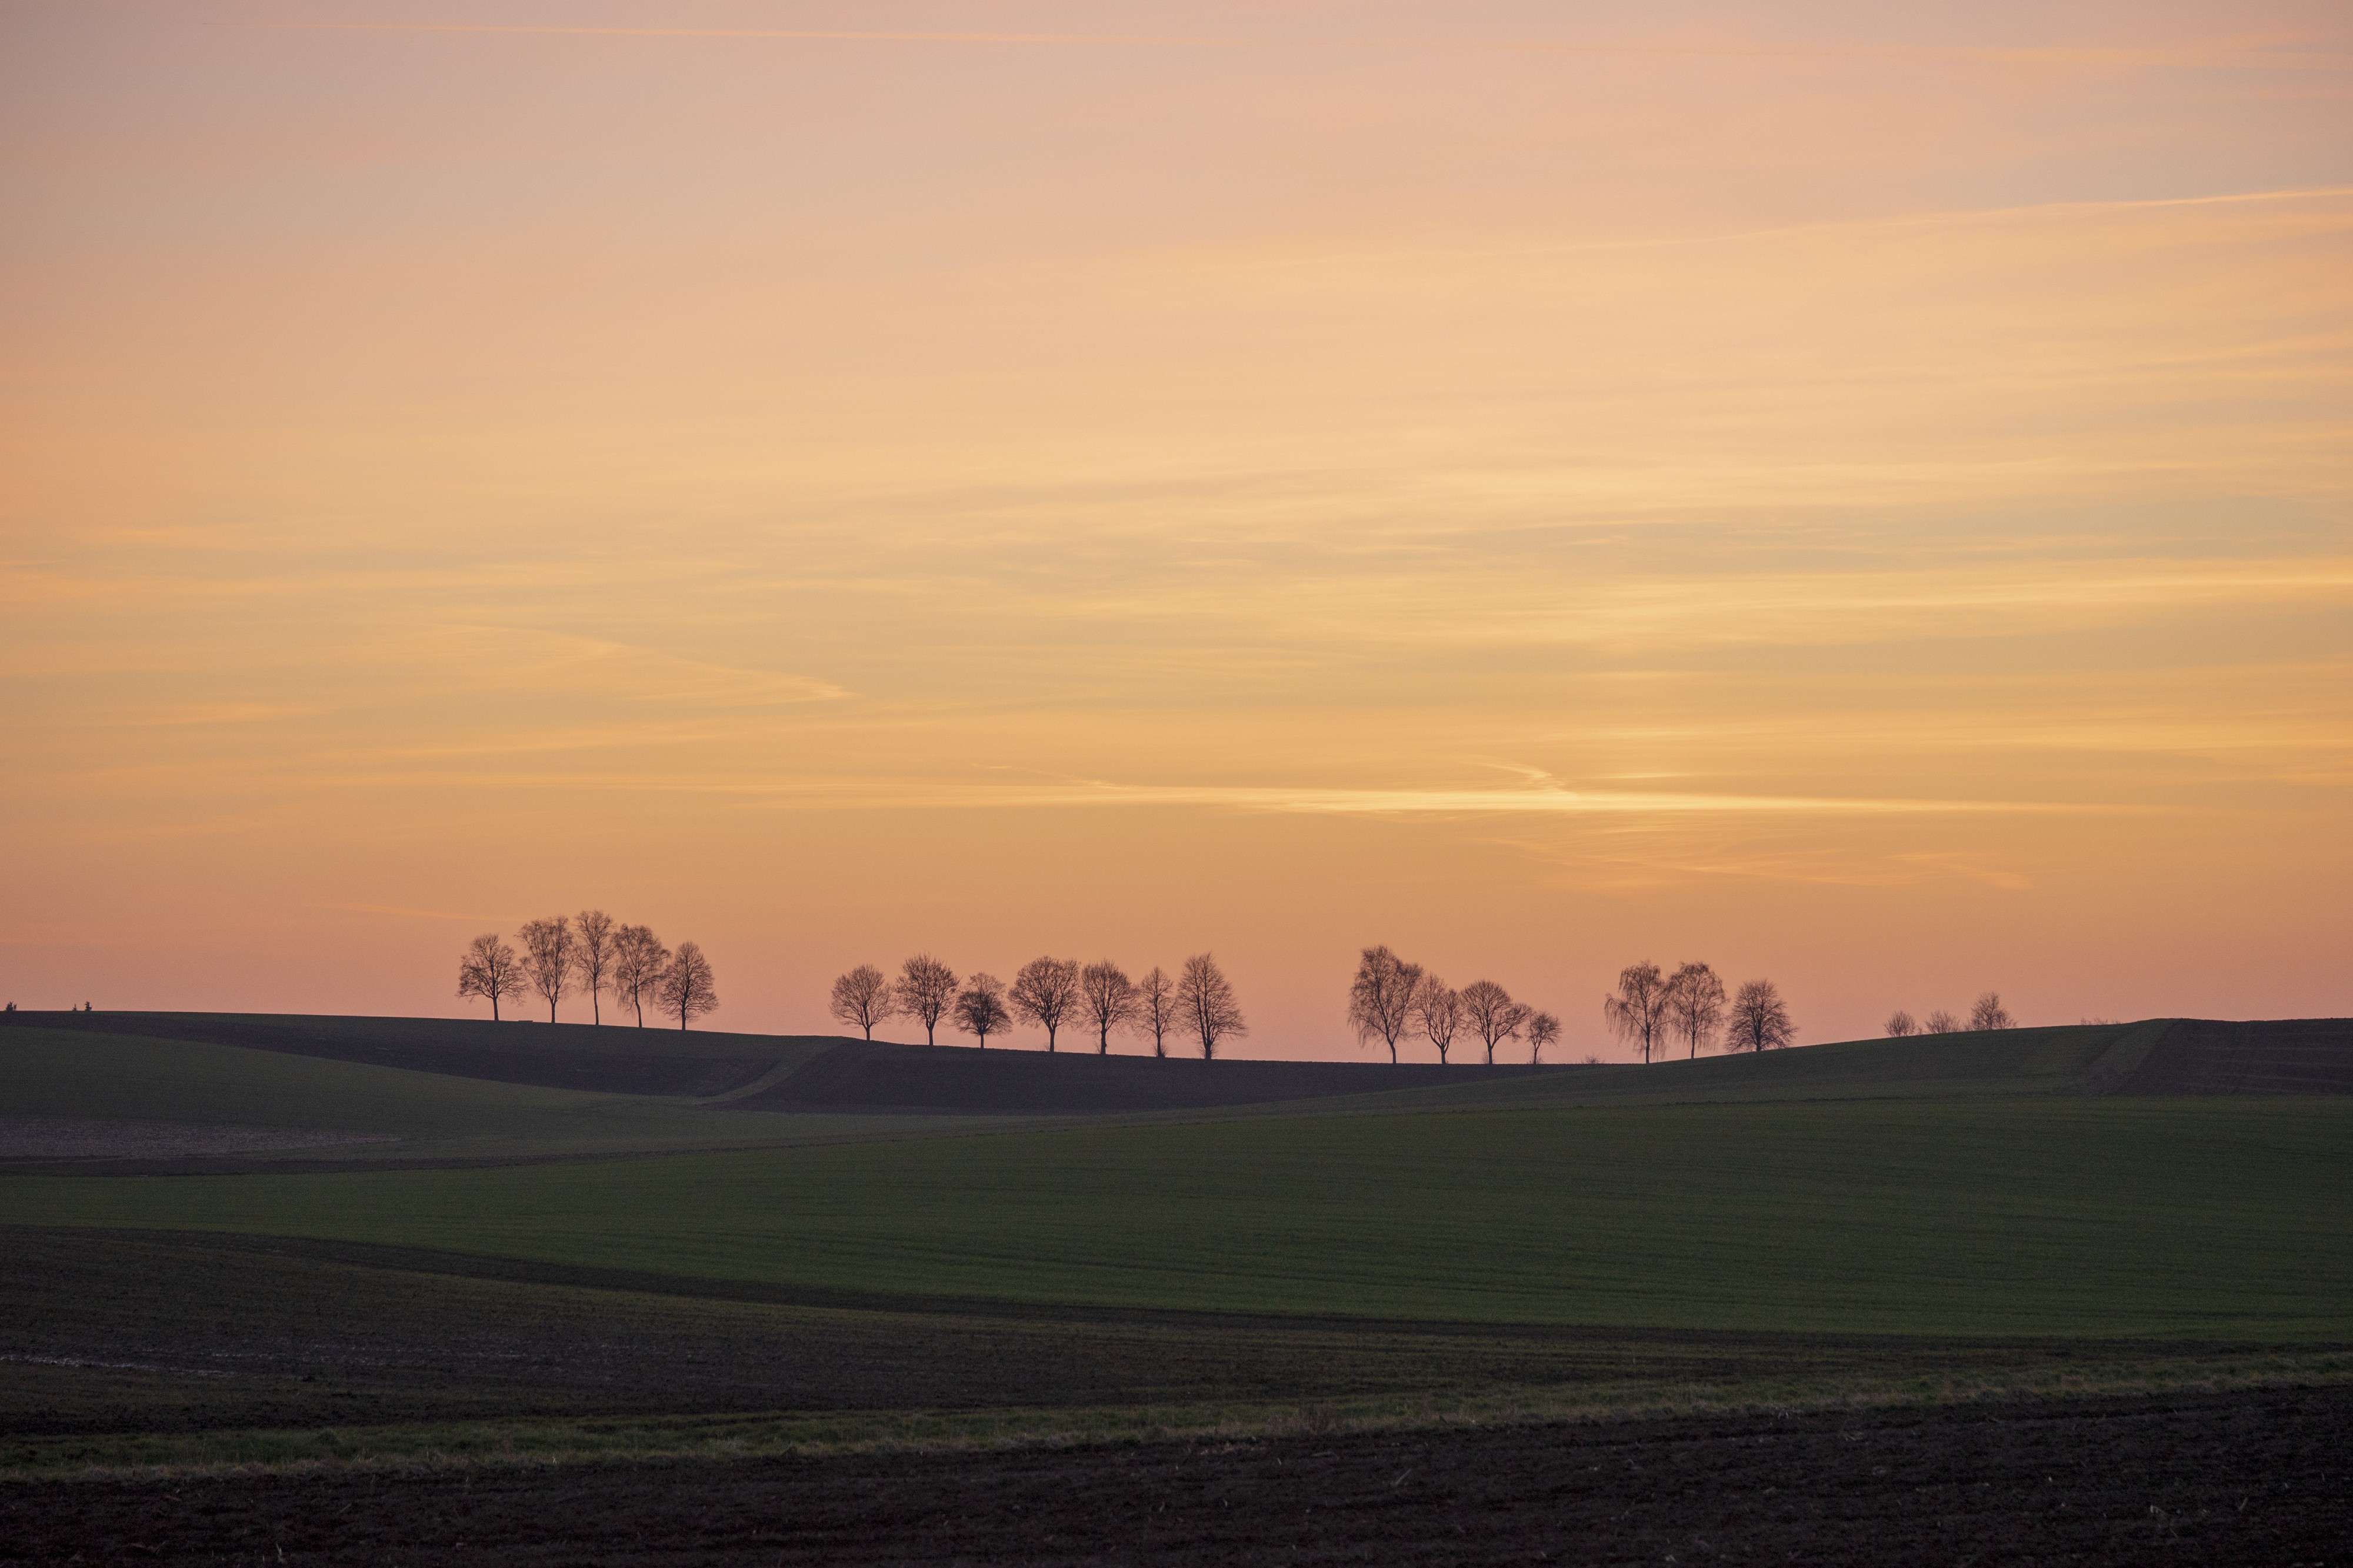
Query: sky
2 1 2348 1057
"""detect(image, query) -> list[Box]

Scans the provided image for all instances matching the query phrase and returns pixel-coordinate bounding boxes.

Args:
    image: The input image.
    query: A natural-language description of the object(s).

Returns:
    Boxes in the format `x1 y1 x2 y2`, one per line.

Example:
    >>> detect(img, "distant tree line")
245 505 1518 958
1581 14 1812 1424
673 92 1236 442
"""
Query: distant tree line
1345 946 1562 1065
1884 992 2014 1037
829 953 1246 1059
1597 960 1795 1061
456 911 718 1029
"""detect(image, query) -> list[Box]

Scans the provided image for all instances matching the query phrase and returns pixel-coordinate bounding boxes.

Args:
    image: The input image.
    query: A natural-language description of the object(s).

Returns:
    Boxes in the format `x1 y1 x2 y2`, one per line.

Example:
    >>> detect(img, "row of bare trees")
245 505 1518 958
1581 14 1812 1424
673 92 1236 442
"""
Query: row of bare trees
1345 946 1561 1065
456 912 718 1029
1885 992 2014 1037
1602 961 1795 1061
829 953 1248 1058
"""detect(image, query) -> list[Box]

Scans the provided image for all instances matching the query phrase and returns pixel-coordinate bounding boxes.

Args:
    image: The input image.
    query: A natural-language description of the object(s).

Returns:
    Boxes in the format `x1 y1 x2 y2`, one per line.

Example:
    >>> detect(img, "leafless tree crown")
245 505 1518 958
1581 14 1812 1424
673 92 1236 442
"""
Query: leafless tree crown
571 909 618 1025
1347 946 1424 1064
455 933 527 1022
1527 1010 1561 1064
1968 992 2016 1030
952 972 1011 1047
1885 1009 1919 1037
1412 976 1463 1065
657 940 719 1030
610 925 670 1028
898 954 959 1046
1460 979 1528 1065
1130 965 1178 1057
1726 978 1796 1052
1665 961 1727 1059
1176 952 1247 1060
1924 1008 1961 1034
517 916 578 1024
1603 961 1672 1064
829 965 897 1039
1009 956 1083 1052
1079 960 1139 1055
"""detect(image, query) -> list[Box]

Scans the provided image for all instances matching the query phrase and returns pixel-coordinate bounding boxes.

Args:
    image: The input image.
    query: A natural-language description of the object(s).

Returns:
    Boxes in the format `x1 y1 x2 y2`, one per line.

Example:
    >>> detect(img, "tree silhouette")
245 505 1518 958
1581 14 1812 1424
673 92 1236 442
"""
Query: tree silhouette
953 972 1011 1047
1604 961 1673 1064
1527 1010 1561 1063
1347 945 1422 1064
1412 976 1463 1065
610 925 669 1027
1885 1010 1918 1037
572 909 618 1025
456 933 526 1021
658 940 719 1030
898 954 959 1046
1461 979 1528 1066
829 965 896 1040
1009 956 1082 1052
1725 978 1796 1052
1131 965 1177 1057
1177 952 1246 1060
518 916 576 1024
1079 960 1139 1055
1968 992 2015 1030
1924 1008 1961 1034
1666 961 1726 1059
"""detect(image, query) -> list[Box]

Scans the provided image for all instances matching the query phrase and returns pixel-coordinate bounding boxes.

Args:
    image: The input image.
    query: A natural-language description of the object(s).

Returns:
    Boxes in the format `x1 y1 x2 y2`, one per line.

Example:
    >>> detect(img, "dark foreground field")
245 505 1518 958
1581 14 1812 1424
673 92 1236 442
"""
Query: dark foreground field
8 1385 2348 1566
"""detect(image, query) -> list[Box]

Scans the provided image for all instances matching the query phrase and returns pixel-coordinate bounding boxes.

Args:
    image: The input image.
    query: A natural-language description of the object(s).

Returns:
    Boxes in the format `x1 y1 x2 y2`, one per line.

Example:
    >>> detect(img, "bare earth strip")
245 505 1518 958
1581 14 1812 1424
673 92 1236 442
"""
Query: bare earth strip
0 1119 399 1162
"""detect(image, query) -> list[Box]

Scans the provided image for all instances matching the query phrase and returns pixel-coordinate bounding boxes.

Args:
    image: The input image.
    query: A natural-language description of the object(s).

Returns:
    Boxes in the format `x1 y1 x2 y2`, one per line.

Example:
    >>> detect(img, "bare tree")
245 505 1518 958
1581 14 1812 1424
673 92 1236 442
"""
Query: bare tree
456 933 526 1021
1130 965 1178 1057
898 954 959 1046
1603 960 1673 1064
1346 945 1423 1064
1079 960 1139 1055
1460 979 1527 1065
1177 952 1247 1060
1412 976 1463 1065
517 915 576 1023
828 965 896 1040
1666 961 1727 1059
1725 979 1796 1052
953 972 1011 1047
572 909 618 1025
1885 1010 1919 1037
1968 992 2015 1030
610 925 669 1028
1009 956 1083 1052
1527 1010 1561 1063
1924 1008 1961 1034
658 940 719 1030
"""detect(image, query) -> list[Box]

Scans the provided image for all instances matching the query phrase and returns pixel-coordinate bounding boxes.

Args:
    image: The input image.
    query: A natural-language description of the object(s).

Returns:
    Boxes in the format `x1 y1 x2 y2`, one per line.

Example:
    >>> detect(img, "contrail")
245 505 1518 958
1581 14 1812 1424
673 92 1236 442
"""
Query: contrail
215 22 2353 70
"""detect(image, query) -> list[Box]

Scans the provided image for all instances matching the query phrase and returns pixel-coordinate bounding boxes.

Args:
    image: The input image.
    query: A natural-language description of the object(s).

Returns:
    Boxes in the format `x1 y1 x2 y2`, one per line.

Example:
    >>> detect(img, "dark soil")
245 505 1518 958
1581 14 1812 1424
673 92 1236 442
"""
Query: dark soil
2121 1019 2353 1096
6 1386 2348 1565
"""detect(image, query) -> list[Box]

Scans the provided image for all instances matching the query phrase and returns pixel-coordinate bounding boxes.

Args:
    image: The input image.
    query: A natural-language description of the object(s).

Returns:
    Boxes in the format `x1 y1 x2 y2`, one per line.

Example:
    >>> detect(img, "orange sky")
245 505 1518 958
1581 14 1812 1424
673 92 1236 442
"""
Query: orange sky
3 1 2349 1056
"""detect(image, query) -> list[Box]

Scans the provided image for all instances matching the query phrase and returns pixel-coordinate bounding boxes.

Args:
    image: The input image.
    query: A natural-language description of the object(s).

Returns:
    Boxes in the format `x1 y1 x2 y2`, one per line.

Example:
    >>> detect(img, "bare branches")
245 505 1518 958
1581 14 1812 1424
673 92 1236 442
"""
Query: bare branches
1603 962 1672 1064
611 925 669 1028
657 940 719 1030
1968 992 2015 1030
1176 953 1246 1060
1924 1009 1961 1034
1725 979 1795 1052
517 916 577 1024
1885 1010 1918 1037
1459 979 1527 1066
1412 976 1463 1065
1665 962 1726 1059
455 934 526 1021
1009 956 1083 1052
572 910 617 1025
1527 1011 1561 1064
898 955 959 1046
953 972 1011 1047
1079 960 1139 1055
1347 946 1423 1064
829 965 897 1040
1131 966 1177 1057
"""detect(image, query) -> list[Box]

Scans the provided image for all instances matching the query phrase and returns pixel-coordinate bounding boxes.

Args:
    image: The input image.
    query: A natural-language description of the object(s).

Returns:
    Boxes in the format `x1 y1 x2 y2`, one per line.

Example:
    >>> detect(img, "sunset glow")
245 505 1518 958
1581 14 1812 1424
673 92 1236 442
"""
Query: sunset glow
4 1 2348 1053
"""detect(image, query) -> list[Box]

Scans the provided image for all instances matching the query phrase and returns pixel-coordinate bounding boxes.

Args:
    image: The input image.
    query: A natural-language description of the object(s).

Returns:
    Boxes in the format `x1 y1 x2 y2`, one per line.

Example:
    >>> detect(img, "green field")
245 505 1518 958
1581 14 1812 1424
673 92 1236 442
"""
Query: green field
4 1013 2348 1474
